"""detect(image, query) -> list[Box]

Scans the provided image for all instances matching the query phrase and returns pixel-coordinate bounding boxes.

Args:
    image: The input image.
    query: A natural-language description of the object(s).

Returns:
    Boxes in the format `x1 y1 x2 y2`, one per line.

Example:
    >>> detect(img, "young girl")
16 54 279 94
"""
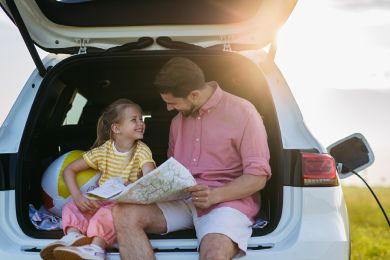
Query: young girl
40 99 155 260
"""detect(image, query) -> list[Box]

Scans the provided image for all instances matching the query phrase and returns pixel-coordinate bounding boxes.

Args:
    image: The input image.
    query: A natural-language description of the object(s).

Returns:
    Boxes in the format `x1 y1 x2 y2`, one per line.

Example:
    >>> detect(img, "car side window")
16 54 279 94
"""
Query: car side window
62 93 87 125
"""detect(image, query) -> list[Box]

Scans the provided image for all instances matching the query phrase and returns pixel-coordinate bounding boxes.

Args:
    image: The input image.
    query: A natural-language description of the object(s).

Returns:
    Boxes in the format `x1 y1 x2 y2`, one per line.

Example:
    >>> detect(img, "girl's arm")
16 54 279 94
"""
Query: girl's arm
63 158 99 212
141 162 156 175
124 162 155 185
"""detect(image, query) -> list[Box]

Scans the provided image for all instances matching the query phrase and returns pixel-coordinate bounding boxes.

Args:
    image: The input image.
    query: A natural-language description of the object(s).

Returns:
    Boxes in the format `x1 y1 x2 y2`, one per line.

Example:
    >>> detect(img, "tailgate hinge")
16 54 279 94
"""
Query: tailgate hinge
76 39 89 54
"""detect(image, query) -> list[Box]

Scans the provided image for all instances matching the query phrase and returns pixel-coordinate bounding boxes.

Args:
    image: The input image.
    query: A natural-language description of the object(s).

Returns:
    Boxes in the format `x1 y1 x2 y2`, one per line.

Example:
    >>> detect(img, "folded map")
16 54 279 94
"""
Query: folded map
86 157 196 204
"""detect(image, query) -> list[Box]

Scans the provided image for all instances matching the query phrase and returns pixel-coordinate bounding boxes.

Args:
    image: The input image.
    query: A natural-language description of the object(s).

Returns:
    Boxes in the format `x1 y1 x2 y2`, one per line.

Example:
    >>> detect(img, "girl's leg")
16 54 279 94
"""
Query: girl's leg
91 236 107 250
62 200 93 235
87 202 116 246
66 227 81 234
52 203 113 260
40 201 93 259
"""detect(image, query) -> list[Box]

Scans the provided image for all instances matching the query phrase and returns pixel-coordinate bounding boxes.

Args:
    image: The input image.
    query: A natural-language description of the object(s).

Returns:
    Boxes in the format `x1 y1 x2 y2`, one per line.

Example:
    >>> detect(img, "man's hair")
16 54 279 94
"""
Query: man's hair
154 57 206 98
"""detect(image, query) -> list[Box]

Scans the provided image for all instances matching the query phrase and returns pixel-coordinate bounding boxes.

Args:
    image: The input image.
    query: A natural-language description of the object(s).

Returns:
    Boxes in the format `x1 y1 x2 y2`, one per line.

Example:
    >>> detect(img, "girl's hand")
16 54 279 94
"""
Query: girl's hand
74 194 100 213
63 159 99 212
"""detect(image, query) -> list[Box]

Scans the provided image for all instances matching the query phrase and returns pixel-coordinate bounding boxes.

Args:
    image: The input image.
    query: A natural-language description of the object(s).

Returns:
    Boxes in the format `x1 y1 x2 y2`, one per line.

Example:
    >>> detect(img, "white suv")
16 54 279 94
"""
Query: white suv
0 0 374 259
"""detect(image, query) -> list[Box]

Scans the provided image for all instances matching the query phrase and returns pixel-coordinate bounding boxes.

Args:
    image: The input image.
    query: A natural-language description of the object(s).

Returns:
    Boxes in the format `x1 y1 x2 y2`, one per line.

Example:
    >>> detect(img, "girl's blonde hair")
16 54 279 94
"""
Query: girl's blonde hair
92 98 142 148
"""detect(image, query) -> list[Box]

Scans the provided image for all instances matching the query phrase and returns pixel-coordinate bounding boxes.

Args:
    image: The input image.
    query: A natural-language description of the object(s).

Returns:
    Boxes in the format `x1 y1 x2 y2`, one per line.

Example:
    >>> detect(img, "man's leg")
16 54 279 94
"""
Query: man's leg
199 233 238 260
112 203 167 260
194 207 253 259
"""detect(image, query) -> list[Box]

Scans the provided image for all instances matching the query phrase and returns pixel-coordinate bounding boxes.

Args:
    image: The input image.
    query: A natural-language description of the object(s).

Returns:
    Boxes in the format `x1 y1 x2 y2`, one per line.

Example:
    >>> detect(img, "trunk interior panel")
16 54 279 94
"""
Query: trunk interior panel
35 0 261 26
16 51 284 239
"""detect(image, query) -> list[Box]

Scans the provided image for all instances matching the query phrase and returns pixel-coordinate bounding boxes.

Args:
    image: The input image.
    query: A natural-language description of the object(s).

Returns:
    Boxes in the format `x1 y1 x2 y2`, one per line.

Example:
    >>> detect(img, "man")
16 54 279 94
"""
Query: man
113 57 271 259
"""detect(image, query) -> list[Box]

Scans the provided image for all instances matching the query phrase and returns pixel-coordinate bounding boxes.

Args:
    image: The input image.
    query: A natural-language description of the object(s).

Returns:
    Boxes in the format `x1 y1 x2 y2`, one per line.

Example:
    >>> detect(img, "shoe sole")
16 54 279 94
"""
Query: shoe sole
40 237 92 260
53 249 85 260
53 247 103 260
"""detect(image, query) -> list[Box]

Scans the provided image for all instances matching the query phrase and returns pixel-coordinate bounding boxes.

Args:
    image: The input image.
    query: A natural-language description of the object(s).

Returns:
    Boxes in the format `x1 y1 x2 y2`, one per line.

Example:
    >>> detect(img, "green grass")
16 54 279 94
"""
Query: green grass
342 186 390 260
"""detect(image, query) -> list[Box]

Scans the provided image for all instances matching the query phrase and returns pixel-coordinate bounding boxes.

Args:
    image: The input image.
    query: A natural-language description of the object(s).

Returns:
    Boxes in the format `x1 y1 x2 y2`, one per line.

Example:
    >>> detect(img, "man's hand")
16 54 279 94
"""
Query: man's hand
186 175 267 209
74 194 100 213
186 185 218 209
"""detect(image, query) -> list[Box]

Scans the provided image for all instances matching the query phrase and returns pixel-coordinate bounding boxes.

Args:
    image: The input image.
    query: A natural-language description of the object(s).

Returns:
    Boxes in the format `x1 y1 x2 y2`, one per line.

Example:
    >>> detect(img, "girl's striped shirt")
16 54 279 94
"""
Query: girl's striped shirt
83 139 155 186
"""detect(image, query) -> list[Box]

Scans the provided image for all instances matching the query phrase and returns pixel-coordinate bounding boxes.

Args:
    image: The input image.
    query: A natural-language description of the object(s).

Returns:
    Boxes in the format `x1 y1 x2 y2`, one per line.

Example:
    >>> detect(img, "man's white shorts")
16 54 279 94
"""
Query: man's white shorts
157 199 253 257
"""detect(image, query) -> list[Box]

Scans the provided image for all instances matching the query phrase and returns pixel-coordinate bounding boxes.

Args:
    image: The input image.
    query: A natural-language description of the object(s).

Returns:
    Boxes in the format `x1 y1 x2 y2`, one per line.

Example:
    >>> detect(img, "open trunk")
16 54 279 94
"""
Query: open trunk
16 50 284 241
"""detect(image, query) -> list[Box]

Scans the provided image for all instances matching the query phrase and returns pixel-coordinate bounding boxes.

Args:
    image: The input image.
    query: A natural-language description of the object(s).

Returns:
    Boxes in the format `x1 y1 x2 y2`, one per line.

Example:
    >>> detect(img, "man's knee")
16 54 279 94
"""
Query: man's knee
200 234 237 260
112 204 149 229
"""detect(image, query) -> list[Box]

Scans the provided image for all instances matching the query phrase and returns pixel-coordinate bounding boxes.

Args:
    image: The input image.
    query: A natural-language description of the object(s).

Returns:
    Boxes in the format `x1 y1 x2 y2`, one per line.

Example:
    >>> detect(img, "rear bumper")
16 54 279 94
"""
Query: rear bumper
243 241 349 259
243 186 350 259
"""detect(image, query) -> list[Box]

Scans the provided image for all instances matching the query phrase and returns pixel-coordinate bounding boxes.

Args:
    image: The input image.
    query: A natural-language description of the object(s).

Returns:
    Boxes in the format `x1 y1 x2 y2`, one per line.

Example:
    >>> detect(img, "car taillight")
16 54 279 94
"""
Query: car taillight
301 153 339 186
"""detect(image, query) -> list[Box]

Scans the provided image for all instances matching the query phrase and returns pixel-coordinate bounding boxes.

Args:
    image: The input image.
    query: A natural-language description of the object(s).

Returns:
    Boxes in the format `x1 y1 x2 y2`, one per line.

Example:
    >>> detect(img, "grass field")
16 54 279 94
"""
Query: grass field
342 186 390 260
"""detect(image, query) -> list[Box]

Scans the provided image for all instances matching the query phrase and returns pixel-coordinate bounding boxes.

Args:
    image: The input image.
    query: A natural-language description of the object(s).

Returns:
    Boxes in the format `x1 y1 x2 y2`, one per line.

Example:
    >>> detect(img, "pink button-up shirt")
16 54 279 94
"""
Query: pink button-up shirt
168 83 271 221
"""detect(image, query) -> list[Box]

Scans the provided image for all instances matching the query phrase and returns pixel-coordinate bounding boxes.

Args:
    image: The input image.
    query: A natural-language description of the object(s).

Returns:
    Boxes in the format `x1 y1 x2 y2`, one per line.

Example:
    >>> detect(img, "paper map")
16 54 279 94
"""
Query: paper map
86 157 196 204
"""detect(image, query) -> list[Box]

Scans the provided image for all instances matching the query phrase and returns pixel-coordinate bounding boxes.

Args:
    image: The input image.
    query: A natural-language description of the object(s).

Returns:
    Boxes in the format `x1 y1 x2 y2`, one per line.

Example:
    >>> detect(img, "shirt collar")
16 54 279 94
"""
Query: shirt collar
198 81 223 115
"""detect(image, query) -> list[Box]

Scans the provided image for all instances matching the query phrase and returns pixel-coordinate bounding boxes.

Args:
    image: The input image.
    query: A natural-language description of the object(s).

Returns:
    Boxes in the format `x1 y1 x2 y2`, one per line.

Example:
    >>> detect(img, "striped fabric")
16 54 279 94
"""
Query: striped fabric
83 140 155 186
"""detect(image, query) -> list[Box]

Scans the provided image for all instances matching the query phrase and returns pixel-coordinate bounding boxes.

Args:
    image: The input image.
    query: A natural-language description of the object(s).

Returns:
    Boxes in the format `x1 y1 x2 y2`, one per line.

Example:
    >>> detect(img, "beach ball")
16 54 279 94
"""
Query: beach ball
41 150 101 216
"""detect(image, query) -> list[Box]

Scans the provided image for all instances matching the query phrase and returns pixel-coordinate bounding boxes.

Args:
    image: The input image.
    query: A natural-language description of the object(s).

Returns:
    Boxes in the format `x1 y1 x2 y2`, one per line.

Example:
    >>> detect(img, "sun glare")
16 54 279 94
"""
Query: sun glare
277 0 390 91
276 0 390 186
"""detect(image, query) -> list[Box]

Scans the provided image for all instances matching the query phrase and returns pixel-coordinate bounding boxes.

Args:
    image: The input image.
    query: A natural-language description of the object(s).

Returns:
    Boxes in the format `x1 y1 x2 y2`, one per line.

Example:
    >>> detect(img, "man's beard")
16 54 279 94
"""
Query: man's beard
181 103 198 117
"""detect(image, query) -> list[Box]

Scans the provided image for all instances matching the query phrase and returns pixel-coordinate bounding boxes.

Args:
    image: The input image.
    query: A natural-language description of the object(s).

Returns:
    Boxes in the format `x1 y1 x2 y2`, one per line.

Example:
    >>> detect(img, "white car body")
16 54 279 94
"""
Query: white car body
0 0 374 259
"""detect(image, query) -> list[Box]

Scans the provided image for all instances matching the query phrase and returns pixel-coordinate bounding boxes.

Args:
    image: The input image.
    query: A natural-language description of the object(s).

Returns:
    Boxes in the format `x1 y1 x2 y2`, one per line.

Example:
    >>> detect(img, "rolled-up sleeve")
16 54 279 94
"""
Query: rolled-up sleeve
239 108 271 179
138 143 156 168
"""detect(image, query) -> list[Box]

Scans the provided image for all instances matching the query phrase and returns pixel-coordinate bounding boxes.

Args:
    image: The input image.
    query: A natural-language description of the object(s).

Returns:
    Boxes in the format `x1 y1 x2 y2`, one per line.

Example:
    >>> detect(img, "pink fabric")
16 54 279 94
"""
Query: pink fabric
168 82 271 221
62 200 116 244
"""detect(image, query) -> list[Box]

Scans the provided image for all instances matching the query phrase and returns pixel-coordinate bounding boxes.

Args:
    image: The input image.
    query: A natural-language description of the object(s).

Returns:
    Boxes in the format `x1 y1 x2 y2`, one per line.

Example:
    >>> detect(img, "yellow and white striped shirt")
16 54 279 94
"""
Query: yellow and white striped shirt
83 140 155 186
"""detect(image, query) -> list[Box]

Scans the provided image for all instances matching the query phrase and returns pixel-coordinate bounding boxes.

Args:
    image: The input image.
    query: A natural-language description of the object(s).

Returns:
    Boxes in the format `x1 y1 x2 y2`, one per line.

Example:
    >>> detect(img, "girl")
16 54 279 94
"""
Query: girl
40 99 155 260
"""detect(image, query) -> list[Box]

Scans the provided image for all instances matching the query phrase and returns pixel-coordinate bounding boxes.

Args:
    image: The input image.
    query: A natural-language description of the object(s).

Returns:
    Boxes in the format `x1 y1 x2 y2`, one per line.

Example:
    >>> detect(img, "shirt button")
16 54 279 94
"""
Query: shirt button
208 109 211 113
197 117 201 120
193 158 197 162
195 138 200 142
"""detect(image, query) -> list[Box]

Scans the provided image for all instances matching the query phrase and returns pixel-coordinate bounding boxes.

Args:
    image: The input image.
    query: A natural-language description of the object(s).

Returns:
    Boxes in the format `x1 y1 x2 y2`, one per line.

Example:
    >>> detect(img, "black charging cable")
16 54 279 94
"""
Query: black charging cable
349 169 390 227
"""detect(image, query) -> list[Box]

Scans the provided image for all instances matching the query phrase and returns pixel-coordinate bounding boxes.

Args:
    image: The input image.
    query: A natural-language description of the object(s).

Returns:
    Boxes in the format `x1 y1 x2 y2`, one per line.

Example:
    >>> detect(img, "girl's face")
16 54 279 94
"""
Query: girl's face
113 106 145 141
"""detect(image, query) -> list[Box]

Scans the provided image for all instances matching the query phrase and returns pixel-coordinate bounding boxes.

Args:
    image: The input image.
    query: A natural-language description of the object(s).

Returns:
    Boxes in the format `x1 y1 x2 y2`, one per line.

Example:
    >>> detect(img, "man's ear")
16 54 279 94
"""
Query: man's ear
111 123 120 134
189 90 201 101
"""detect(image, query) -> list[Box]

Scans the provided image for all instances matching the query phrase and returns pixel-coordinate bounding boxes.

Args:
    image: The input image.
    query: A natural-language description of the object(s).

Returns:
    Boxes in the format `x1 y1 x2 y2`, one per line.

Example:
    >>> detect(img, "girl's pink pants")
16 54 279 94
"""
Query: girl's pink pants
62 200 116 244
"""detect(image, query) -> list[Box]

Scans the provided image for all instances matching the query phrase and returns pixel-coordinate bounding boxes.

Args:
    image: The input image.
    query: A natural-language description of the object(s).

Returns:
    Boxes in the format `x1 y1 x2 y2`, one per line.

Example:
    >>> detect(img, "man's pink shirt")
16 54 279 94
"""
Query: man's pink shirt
168 83 271 221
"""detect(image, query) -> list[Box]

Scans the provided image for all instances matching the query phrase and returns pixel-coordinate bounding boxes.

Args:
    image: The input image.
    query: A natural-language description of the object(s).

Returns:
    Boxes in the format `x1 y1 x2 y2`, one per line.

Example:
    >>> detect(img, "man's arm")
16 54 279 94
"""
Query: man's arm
167 116 178 158
186 174 267 209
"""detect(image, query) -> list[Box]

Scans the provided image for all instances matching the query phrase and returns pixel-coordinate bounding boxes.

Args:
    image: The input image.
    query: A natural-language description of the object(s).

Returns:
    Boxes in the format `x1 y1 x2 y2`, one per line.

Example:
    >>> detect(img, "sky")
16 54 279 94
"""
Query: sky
275 0 390 186
1 0 390 186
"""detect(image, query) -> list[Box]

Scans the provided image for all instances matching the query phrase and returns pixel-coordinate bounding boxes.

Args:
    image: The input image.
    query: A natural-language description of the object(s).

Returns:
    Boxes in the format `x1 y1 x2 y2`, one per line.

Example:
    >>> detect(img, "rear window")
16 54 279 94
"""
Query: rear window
35 0 261 26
